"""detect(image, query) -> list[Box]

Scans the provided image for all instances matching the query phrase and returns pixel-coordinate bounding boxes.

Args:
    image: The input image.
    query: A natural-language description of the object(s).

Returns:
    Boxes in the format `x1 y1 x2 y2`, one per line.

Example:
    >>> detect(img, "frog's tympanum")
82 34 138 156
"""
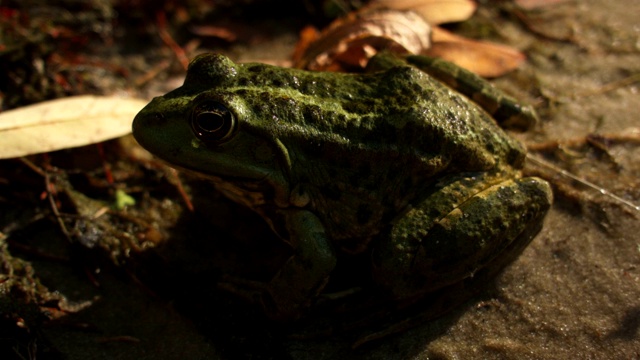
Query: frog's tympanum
133 53 552 321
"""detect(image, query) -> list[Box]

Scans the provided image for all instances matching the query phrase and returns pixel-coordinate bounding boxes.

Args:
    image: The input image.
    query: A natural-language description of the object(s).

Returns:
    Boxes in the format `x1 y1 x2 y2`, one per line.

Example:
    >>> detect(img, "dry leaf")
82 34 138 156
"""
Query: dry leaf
294 1 523 77
294 9 432 71
368 0 477 25
292 26 321 68
426 27 525 77
0 95 146 159
515 0 570 10
190 25 238 42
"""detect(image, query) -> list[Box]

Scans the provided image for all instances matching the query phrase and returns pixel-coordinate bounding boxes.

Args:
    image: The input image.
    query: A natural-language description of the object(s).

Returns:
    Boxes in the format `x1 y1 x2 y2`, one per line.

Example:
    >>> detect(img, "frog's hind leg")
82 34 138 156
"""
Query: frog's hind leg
372 174 552 305
354 212 548 348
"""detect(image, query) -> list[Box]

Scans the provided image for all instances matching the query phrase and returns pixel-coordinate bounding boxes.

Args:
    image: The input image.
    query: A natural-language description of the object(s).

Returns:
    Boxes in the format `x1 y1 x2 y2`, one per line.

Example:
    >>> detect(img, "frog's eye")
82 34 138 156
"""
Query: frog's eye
191 100 237 144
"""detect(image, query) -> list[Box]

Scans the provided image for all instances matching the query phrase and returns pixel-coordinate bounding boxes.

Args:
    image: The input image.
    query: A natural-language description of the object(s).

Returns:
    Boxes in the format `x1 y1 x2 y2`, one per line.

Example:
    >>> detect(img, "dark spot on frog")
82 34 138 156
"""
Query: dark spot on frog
483 133 497 155
271 77 285 88
361 120 398 145
335 113 347 125
506 147 525 168
259 91 272 102
237 77 252 87
268 96 297 117
342 98 379 115
302 104 324 124
425 205 443 223
246 64 264 73
148 111 166 126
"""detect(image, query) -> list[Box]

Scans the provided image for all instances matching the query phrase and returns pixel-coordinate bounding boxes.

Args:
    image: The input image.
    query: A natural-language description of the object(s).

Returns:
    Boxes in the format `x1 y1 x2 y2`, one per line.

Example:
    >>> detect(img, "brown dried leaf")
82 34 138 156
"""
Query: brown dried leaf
425 27 525 77
0 95 146 159
291 26 321 68
294 9 431 71
190 25 238 42
295 2 523 77
368 0 477 25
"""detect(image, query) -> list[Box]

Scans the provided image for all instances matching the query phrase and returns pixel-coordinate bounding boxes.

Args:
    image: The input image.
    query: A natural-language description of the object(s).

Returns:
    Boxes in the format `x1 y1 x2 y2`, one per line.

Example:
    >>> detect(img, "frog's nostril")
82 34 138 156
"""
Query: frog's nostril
153 112 166 123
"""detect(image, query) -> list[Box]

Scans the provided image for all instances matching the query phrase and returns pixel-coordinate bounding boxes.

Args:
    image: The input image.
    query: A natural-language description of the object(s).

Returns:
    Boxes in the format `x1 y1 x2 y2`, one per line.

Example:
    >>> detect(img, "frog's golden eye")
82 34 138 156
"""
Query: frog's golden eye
191 100 237 144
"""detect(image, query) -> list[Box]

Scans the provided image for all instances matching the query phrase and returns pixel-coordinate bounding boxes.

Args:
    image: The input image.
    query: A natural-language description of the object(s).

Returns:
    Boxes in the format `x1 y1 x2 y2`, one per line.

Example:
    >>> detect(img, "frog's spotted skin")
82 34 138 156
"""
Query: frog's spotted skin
133 53 552 320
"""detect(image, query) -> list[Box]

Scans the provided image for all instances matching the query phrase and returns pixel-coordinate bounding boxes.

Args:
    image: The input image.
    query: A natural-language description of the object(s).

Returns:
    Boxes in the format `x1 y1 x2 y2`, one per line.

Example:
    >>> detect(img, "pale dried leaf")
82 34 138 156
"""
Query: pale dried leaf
515 0 570 10
368 0 477 24
425 27 525 77
0 95 146 159
296 9 431 71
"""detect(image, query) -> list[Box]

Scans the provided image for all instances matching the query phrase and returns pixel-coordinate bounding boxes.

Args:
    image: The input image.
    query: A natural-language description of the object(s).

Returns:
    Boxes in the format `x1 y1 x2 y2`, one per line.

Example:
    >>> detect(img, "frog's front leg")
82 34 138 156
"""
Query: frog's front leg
259 209 337 320
372 175 552 301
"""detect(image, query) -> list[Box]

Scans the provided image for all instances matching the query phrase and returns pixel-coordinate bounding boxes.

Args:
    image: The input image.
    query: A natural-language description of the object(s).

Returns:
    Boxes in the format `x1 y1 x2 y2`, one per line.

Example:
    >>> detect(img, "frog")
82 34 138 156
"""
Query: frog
132 52 552 321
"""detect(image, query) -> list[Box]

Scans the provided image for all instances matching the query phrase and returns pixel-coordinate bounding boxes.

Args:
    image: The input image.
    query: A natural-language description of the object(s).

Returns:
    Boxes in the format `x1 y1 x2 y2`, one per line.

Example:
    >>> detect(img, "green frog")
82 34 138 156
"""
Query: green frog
132 53 552 321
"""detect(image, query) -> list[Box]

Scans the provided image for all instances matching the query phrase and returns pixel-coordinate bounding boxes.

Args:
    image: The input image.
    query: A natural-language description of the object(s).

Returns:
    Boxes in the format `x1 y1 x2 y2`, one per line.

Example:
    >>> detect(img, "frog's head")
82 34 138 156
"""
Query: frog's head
132 54 294 201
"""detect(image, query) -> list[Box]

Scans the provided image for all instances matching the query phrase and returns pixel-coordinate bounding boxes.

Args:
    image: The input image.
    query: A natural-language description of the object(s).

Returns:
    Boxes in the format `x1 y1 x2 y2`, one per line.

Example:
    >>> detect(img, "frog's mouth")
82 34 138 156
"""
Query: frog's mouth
164 160 285 209
136 141 269 184
170 161 270 185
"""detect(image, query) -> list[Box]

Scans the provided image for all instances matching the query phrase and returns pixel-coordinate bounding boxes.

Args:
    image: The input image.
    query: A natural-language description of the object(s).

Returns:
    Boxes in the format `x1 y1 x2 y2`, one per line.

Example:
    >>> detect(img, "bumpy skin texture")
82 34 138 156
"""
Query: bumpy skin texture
132 53 552 320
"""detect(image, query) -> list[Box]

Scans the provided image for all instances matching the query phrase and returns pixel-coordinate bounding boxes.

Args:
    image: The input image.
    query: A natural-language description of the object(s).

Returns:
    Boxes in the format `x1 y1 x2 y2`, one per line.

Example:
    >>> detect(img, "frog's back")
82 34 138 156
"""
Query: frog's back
226 59 525 176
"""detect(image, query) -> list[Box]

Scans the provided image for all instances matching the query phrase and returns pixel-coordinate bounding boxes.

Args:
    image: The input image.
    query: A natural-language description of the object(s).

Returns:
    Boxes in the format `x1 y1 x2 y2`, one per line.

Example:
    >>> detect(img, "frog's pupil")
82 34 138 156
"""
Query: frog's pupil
198 112 225 132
